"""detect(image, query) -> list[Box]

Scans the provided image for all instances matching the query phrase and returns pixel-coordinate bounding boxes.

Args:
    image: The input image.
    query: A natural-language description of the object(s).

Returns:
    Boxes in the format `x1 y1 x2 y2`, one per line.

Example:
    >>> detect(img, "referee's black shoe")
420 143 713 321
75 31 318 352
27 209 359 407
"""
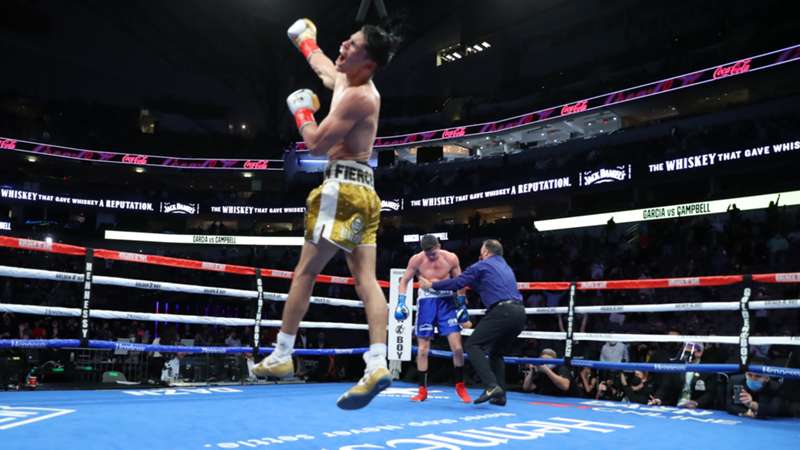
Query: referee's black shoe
474 385 506 405
489 394 507 406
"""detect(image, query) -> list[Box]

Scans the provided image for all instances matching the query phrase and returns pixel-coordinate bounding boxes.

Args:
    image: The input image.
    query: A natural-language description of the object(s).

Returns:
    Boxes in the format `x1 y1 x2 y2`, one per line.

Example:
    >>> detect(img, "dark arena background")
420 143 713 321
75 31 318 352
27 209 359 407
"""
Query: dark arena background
1 1 799 449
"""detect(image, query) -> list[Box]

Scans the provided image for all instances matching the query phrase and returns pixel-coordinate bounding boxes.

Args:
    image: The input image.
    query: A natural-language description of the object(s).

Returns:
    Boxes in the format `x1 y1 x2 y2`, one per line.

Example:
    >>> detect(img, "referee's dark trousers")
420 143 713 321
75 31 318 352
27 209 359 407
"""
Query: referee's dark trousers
465 300 526 389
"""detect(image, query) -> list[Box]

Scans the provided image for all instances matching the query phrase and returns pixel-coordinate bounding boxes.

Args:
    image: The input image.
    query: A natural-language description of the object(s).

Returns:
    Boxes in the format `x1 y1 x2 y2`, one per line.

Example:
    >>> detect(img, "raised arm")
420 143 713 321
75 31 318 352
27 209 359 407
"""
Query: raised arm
287 19 338 90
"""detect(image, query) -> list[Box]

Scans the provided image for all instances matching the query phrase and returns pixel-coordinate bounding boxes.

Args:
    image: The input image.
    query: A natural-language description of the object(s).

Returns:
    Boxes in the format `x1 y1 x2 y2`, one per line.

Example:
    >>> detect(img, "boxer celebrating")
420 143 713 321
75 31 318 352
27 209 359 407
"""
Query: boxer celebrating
252 18 400 410
396 234 473 403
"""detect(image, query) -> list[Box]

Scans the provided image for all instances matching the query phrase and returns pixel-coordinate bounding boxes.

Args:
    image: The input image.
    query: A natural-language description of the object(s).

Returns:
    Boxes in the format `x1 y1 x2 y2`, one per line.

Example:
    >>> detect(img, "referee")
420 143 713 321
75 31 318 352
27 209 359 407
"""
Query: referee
418 239 525 406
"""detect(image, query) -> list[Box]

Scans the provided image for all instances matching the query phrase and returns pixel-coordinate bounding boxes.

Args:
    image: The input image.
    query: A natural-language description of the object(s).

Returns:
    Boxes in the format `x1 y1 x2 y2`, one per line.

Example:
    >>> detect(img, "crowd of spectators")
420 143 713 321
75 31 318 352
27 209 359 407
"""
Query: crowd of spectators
2 202 800 417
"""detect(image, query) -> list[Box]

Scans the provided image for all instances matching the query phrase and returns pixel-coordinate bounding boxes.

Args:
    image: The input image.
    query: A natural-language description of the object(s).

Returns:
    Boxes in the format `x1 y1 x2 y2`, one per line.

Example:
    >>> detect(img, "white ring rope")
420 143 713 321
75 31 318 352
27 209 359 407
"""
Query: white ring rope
1 264 798 344
0 302 794 344
0 303 368 330
465 299 800 316
3 265 799 314
460 330 800 345
0 265 363 308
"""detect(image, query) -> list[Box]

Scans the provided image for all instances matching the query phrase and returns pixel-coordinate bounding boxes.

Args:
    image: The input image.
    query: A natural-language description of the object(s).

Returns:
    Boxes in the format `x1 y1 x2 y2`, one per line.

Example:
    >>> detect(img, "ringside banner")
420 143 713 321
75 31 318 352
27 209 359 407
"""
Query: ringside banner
534 189 800 231
105 230 304 246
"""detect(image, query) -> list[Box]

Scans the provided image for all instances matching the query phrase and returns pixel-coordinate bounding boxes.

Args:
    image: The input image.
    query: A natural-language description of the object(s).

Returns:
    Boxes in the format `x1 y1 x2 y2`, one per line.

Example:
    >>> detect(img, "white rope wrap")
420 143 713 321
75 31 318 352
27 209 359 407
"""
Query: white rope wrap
572 332 740 344
575 302 739 314
262 292 364 308
467 307 569 316
750 299 800 310
96 275 256 299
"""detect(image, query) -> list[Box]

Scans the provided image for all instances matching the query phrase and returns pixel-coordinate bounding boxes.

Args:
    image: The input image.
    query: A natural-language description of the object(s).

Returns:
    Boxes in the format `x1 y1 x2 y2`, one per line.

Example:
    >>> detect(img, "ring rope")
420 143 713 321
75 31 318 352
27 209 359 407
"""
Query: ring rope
3 339 796 379
0 338 368 355
3 236 800 291
421 349 800 379
4 265 799 314
1 263 799 343
0 265 364 308
0 236 389 287
463 299 800 317
0 303 368 330
4 300 793 345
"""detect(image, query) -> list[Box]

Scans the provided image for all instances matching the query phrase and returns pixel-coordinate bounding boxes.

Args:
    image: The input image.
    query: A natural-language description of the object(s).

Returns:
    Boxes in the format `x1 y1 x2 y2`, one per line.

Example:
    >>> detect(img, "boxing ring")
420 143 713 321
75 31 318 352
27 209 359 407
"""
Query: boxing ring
1 236 799 449
2 382 798 450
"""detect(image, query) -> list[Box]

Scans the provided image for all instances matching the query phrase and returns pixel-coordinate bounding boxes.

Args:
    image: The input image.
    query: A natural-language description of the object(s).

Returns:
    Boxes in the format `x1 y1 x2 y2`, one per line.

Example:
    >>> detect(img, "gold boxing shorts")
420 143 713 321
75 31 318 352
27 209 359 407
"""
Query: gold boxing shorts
304 160 381 252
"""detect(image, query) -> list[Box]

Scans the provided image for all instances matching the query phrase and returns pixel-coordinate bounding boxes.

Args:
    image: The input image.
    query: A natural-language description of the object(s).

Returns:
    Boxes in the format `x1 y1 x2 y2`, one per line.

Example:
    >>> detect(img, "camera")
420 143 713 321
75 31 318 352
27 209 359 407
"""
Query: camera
732 385 744 405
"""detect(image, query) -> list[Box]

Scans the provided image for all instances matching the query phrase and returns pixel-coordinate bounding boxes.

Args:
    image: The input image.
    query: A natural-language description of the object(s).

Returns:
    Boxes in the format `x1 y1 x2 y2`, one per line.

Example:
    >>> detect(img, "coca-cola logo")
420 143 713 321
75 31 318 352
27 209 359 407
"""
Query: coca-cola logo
560 100 588 116
243 160 268 170
121 154 148 164
441 127 466 139
0 139 17 149
713 58 751 79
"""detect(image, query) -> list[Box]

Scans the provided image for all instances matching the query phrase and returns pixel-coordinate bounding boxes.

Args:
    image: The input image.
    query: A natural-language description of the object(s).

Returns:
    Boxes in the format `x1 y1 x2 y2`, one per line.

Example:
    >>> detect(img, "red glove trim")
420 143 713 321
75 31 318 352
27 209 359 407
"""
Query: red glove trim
299 40 320 59
294 108 316 131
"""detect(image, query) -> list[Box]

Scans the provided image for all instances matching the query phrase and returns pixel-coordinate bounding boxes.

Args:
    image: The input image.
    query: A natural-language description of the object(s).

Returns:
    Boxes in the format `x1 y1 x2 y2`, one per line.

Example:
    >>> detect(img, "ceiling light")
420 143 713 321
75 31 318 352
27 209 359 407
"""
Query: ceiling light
241 124 247 130
473 45 483 52
26 155 38 163
242 172 253 178
481 42 491 48
134 167 145 173
452 52 462 59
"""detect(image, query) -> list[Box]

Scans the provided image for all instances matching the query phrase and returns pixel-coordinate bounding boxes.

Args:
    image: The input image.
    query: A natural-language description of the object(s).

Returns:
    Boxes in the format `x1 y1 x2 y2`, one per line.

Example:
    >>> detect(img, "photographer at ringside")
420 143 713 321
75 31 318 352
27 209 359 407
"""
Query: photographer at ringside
726 357 797 419
521 348 577 397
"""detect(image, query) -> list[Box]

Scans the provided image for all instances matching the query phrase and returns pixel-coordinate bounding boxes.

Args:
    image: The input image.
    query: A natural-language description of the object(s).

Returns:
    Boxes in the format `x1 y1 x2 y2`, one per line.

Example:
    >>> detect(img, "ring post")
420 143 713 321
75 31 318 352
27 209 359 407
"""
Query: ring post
388 269 413 379
738 275 753 371
252 268 265 357
79 248 94 348
564 282 577 365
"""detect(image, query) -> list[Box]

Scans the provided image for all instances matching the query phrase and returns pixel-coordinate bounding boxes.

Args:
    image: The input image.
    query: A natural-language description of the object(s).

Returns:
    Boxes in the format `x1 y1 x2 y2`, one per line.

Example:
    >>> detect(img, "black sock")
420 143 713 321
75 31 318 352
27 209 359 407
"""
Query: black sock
454 365 464 383
418 370 428 388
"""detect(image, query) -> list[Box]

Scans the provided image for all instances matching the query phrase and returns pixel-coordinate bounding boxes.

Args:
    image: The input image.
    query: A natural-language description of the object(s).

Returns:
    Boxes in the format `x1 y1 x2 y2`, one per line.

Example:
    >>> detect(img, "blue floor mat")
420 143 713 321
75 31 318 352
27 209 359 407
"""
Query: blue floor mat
1 382 797 450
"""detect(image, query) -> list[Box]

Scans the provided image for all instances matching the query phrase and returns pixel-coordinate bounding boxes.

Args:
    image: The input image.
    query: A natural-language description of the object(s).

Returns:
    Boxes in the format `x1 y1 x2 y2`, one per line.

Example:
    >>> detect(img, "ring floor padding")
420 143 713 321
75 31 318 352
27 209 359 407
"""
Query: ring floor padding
1 382 797 450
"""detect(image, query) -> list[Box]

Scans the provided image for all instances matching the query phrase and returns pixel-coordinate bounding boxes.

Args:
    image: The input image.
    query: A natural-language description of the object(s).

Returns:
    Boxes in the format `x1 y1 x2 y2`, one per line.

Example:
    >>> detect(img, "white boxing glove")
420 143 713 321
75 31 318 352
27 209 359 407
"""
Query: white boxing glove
287 18 320 59
287 89 320 133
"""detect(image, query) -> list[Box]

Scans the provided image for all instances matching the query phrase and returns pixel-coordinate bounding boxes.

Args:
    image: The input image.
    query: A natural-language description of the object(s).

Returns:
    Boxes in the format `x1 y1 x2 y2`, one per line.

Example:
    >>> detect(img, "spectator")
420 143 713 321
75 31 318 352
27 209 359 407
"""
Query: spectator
600 341 629 363
726 358 793 419
596 371 625 401
575 366 598 398
649 342 719 409
620 370 654 404
0 313 15 339
521 348 576 397
224 331 242 347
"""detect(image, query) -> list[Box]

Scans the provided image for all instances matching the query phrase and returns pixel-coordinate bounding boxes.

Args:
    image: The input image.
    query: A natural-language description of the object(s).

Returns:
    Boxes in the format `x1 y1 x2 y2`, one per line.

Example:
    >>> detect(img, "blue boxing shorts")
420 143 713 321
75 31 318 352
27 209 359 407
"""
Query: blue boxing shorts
415 288 461 339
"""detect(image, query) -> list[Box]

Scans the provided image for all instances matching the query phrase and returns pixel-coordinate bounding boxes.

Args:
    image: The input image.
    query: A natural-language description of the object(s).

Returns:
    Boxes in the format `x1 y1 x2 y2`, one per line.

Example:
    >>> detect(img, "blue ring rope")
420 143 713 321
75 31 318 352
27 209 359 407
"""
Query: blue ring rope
2 339 798 379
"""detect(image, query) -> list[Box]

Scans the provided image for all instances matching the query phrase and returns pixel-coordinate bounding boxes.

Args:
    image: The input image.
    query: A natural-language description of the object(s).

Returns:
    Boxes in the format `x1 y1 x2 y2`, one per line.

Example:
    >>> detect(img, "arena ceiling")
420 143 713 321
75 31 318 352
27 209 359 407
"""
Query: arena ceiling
1 0 795 148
